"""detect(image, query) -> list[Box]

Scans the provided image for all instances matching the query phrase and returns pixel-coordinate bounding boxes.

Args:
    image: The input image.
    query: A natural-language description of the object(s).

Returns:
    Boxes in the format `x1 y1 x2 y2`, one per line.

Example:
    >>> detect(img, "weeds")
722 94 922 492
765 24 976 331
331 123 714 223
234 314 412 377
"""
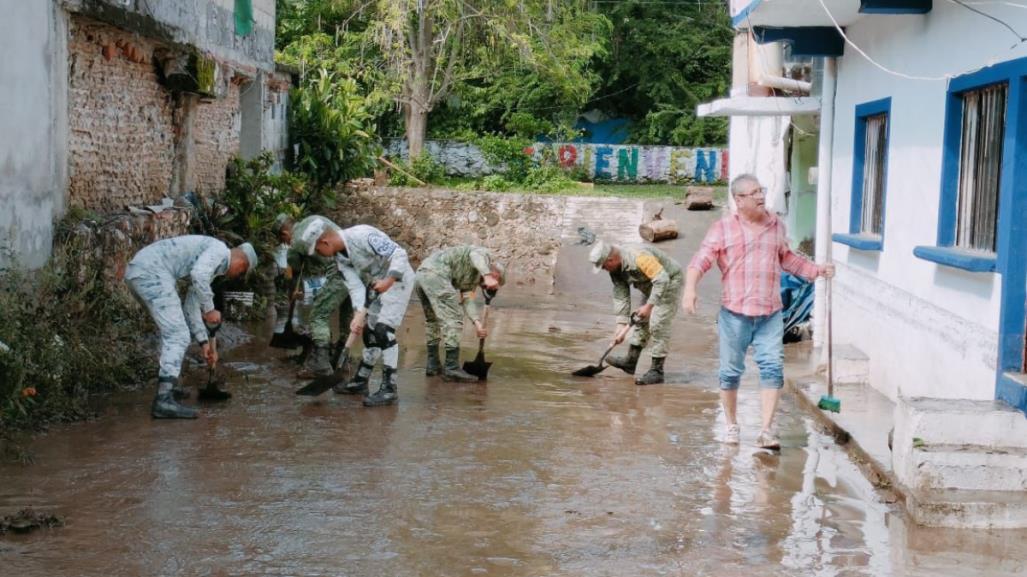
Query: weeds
0 217 152 456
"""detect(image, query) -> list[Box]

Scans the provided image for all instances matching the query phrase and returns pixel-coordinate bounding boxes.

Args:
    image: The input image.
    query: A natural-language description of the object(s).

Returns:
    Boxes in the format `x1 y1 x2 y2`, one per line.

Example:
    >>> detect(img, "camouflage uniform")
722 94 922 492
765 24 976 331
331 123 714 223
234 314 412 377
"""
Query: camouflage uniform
609 244 683 358
415 245 493 349
124 235 230 380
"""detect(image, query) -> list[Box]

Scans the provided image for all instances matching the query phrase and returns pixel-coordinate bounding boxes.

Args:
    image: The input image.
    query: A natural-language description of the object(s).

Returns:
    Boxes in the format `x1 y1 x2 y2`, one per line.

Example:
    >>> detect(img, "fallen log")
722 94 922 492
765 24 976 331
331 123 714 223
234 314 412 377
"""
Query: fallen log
638 208 678 243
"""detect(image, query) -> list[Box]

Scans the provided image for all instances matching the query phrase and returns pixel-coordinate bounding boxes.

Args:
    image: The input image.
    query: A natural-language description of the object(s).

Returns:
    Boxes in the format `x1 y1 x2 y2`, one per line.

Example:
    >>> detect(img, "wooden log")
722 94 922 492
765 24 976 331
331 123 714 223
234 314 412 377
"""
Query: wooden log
684 186 715 210
639 209 679 243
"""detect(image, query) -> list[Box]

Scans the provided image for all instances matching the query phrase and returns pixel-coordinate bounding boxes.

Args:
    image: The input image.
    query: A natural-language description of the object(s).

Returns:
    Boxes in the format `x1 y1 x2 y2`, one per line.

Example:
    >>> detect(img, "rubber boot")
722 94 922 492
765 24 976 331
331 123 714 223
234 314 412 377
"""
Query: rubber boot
171 382 191 401
425 344 442 377
336 360 373 395
442 348 477 383
635 356 665 385
297 344 332 379
151 378 198 419
363 367 398 407
607 344 642 375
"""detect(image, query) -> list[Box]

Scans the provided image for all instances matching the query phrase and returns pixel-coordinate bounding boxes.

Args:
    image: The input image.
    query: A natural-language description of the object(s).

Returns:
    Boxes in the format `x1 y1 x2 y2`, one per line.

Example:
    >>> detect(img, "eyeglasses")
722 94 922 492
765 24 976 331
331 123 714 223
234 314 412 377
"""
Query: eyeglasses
736 187 767 198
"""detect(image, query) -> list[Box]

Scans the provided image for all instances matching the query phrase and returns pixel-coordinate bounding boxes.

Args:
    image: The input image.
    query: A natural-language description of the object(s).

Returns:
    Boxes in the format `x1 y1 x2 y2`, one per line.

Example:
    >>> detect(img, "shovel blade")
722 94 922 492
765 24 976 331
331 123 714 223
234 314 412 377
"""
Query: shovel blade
572 364 606 377
295 355 351 396
270 327 310 350
462 352 492 381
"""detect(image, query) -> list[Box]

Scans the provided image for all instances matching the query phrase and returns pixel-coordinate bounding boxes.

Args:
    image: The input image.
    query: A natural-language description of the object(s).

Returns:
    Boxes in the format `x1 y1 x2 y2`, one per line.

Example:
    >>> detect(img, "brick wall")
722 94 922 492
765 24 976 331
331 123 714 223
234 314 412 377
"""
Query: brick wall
193 82 241 196
67 17 175 211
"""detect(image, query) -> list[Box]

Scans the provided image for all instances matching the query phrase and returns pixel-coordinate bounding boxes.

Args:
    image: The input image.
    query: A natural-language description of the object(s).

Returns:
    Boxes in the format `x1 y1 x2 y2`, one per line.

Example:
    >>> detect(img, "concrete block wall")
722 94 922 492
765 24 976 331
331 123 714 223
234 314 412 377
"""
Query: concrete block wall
67 17 176 210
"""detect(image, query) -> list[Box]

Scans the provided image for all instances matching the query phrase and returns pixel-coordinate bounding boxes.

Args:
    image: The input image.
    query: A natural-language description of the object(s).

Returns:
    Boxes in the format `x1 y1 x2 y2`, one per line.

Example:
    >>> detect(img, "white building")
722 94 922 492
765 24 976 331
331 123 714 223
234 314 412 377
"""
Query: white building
706 0 1027 528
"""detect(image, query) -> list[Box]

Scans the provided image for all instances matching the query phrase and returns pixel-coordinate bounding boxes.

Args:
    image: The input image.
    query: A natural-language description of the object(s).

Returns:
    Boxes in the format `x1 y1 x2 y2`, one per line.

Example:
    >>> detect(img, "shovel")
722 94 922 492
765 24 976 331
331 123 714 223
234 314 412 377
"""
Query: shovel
198 326 231 401
572 313 639 377
462 303 492 381
295 293 375 396
270 263 310 350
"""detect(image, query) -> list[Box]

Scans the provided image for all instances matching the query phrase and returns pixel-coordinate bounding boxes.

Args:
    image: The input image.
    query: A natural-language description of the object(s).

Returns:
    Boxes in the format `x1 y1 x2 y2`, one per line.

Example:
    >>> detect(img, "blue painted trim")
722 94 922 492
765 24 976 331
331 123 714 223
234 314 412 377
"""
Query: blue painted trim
849 98 891 240
833 233 883 251
997 374 1027 415
912 246 997 272
859 0 932 14
932 55 1027 413
731 0 764 28
752 27 845 57
995 76 1027 410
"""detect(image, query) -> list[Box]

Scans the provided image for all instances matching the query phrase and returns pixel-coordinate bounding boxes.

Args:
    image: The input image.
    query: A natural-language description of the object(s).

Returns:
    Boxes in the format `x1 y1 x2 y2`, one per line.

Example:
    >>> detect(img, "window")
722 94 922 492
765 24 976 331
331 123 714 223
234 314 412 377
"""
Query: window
859 112 888 235
955 83 1007 252
834 98 890 252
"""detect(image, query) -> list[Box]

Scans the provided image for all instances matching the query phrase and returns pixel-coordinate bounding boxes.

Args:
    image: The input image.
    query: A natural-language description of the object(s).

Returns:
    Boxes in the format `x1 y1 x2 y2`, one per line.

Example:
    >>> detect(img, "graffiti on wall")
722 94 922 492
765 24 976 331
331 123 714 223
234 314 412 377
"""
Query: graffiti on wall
387 140 729 183
531 142 728 183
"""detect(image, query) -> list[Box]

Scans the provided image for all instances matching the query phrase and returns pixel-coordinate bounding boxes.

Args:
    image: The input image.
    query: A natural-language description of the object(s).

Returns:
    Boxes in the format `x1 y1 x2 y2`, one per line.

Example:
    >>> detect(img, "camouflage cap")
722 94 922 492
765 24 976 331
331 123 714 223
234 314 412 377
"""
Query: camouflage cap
237 242 258 273
588 240 613 274
292 215 339 256
271 213 294 237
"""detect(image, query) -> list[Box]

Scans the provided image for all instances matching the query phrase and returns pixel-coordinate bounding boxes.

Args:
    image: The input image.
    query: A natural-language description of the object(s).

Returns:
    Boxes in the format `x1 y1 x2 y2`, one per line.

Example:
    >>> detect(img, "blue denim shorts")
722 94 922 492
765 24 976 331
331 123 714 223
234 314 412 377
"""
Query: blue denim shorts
717 308 785 390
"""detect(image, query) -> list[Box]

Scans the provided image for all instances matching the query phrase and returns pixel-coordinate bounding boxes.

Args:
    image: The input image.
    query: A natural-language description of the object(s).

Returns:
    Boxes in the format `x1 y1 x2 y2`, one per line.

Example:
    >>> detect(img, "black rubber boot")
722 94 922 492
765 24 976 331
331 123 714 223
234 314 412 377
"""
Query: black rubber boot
635 356 665 385
336 361 373 395
151 378 198 419
363 367 398 407
607 344 643 375
425 344 442 376
171 382 191 401
298 345 332 379
442 348 477 383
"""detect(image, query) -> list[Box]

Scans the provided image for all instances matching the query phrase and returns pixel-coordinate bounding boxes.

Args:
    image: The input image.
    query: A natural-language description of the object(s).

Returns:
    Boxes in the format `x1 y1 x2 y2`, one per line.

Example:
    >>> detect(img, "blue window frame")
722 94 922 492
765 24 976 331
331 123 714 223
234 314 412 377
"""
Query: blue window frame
911 56 1027 413
834 98 890 252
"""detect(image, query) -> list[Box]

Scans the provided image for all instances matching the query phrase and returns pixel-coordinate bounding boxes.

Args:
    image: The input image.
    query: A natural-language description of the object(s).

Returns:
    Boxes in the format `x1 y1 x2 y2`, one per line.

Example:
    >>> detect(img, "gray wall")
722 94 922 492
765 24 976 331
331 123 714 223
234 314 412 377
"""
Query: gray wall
0 0 68 268
64 0 276 71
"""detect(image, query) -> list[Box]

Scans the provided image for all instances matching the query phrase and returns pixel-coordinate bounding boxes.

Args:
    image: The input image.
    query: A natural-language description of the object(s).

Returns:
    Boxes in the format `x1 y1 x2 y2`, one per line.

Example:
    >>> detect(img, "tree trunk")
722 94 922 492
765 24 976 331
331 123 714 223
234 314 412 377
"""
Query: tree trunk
405 102 429 159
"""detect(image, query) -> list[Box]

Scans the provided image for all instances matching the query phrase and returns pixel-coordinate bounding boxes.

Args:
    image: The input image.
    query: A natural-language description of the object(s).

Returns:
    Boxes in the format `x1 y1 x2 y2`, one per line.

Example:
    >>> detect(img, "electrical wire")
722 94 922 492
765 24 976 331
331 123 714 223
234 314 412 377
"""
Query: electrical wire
948 0 1027 44
816 0 1027 81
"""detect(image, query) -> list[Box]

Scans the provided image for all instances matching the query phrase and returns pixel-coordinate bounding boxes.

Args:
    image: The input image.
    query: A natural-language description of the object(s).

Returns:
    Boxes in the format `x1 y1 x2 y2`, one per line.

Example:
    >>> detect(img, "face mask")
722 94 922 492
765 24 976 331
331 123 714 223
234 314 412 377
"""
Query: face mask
483 287 498 305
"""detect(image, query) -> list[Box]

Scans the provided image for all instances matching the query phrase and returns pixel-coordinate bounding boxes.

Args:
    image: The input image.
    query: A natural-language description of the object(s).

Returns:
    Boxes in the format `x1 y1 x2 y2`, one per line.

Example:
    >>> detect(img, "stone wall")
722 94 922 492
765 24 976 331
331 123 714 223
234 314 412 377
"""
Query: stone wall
194 82 241 196
67 17 176 211
332 186 566 294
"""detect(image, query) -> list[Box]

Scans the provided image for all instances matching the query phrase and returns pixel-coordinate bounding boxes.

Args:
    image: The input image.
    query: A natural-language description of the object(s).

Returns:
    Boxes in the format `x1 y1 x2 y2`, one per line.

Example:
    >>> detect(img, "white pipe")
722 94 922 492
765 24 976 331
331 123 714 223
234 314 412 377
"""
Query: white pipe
758 74 812 94
813 57 837 351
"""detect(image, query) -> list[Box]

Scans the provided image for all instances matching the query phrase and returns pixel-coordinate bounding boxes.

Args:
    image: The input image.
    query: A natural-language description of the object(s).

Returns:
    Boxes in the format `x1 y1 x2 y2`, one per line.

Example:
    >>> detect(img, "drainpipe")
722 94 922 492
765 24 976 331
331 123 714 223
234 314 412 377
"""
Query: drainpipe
813 57 837 351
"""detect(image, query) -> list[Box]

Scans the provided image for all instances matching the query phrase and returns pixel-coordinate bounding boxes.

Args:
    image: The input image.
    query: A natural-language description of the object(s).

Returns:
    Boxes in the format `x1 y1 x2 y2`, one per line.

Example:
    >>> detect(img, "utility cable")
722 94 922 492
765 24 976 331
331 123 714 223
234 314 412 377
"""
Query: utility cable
948 0 1027 45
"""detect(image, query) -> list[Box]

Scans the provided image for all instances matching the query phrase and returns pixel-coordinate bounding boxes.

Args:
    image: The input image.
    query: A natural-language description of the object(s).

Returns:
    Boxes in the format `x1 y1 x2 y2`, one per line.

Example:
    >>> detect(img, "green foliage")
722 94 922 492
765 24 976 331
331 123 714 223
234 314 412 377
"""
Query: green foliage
194 152 306 254
476 135 534 183
591 1 732 146
387 154 447 187
288 69 380 192
0 220 152 447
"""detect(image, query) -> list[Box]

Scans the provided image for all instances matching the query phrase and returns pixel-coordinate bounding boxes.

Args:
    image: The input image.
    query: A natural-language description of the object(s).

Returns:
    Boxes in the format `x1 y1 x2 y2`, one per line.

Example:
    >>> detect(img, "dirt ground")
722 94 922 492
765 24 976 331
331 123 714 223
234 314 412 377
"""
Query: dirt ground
1 203 1024 576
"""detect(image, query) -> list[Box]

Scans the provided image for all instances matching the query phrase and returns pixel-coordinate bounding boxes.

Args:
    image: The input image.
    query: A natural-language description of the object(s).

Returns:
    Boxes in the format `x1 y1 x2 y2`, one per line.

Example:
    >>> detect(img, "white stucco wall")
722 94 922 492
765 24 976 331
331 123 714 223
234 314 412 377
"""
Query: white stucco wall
829 2 1027 401
0 0 67 268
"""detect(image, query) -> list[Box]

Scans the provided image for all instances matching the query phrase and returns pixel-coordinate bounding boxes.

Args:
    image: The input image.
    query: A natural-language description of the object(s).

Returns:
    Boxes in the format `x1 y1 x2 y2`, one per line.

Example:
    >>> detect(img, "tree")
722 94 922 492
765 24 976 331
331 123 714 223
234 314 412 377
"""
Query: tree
592 0 732 146
277 0 608 156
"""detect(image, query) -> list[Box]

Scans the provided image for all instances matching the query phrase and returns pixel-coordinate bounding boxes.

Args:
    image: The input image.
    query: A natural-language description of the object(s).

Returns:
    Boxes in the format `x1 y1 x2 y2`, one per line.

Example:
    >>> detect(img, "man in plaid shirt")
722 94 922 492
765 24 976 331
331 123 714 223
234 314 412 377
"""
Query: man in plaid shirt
682 174 835 450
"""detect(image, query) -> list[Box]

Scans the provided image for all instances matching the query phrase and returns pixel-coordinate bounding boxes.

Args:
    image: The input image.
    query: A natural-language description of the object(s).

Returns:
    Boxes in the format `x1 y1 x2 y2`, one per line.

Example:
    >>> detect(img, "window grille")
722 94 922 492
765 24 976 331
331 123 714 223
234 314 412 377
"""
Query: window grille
860 113 887 235
956 83 1007 252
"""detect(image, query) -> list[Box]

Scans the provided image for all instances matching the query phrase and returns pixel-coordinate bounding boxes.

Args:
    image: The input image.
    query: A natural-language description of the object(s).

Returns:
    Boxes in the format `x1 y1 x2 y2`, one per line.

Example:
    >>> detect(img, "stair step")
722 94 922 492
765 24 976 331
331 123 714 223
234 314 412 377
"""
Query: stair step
913 445 1027 492
908 487 1027 529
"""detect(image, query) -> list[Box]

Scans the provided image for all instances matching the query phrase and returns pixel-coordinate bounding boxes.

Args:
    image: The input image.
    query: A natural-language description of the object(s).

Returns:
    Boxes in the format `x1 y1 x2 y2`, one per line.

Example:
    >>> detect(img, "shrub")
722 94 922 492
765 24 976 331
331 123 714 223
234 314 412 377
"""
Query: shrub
0 218 152 453
387 153 446 186
288 69 380 194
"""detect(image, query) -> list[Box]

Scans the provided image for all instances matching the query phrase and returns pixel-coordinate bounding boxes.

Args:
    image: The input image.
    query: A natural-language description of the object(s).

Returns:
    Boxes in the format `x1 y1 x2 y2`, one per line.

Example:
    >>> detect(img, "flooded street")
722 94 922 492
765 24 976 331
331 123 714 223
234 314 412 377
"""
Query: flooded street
2 210 1025 576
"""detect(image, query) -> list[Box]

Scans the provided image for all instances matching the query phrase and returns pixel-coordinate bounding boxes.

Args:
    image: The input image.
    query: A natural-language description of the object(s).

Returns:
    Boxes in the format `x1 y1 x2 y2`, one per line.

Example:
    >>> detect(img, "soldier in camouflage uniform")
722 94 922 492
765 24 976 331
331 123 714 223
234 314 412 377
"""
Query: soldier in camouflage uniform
293 217 414 407
124 235 257 419
588 240 683 385
415 245 505 382
289 216 353 379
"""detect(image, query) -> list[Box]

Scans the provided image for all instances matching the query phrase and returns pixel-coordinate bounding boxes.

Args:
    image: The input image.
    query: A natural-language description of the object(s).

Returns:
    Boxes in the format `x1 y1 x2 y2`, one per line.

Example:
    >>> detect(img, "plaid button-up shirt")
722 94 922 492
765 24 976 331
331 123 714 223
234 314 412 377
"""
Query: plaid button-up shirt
689 213 819 317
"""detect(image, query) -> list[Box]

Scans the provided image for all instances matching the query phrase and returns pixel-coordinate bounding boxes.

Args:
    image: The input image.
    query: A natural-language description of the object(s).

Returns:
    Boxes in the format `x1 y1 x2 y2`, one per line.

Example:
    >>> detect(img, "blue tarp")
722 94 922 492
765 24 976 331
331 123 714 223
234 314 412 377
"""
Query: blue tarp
781 272 814 341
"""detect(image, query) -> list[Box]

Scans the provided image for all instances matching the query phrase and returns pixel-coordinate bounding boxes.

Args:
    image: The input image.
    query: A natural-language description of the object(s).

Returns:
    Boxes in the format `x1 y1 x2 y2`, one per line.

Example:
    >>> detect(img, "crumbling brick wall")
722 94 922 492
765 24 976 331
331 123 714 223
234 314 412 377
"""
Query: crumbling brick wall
193 82 241 197
67 17 176 211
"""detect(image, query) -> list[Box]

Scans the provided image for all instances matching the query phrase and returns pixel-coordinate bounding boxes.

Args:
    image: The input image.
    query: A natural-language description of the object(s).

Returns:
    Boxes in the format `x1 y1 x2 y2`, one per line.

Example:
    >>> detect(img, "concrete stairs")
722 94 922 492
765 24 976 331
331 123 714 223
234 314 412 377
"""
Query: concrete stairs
893 397 1027 528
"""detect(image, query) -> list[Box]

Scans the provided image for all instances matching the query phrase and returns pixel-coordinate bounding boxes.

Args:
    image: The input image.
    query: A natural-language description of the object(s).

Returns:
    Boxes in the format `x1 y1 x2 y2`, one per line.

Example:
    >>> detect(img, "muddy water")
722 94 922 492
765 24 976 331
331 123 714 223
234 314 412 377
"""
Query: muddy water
3 208 1026 576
